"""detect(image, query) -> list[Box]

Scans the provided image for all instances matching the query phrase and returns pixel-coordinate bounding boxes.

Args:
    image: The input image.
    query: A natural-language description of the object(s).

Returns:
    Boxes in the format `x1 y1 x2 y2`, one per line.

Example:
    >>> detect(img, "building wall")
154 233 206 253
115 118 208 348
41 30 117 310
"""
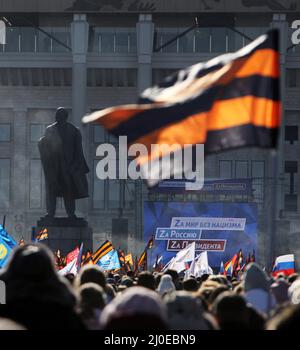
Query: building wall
0 11 299 262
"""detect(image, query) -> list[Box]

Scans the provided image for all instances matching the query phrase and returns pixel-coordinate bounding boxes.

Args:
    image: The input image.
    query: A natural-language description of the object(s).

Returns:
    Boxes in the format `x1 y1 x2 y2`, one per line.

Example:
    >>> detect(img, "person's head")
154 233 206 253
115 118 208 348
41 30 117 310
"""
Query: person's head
163 291 213 330
288 273 299 285
0 244 79 329
137 271 156 291
105 283 116 302
120 276 134 288
247 305 266 330
64 273 76 285
198 274 210 285
243 263 273 314
271 279 289 305
78 283 106 319
243 262 270 293
75 265 106 290
2 244 57 283
212 292 249 330
55 107 68 124
0 318 26 330
267 305 300 330
126 271 135 279
100 286 167 330
183 278 199 292
207 285 229 307
154 273 163 288
157 274 176 296
164 269 179 287
114 274 121 284
288 278 300 305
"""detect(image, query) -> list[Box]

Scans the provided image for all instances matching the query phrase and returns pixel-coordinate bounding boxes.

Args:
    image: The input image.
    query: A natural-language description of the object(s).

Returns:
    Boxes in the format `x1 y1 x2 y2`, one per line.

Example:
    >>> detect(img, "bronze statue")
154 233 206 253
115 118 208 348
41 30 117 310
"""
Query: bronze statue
38 108 89 219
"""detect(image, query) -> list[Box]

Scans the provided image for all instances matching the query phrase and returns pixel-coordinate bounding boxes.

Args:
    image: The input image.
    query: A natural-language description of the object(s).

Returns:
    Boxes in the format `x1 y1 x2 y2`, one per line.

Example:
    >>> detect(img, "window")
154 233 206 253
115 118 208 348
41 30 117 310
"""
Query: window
284 194 298 212
101 32 115 53
285 161 298 174
5 27 20 52
124 181 135 209
0 124 11 142
0 159 10 209
115 32 128 53
108 180 121 209
93 160 105 209
30 124 45 142
251 161 265 209
128 32 137 53
178 30 194 53
219 160 232 179
251 161 265 179
285 126 298 144
89 28 136 53
211 28 227 52
195 28 210 52
94 125 105 143
29 159 43 209
227 30 243 52
286 69 300 88
20 27 36 52
160 31 178 53
235 160 248 178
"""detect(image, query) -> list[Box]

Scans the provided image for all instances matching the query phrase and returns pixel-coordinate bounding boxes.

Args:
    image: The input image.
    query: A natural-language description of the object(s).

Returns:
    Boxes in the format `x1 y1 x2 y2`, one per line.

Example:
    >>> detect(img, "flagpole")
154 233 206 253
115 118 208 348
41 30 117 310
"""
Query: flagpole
2 215 6 229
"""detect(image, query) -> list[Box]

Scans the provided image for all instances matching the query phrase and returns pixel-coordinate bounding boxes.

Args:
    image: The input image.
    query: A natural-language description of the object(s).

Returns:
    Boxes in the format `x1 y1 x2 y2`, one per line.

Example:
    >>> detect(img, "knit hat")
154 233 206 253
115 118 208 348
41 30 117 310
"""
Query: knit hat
244 263 270 292
100 286 167 327
156 275 176 296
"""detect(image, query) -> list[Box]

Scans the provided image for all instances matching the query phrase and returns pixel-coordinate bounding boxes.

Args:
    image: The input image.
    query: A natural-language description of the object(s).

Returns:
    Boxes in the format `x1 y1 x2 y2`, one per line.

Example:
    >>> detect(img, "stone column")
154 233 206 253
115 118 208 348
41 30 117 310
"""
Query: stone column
71 14 89 127
12 108 27 240
136 14 154 94
268 14 288 264
271 14 288 217
71 14 89 218
134 15 154 252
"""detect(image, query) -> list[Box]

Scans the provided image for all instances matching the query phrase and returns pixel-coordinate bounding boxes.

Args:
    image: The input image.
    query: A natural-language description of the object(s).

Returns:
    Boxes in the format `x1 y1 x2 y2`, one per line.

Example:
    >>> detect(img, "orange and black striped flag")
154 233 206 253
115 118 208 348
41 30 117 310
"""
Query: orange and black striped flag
83 30 281 186
136 250 147 272
91 240 114 265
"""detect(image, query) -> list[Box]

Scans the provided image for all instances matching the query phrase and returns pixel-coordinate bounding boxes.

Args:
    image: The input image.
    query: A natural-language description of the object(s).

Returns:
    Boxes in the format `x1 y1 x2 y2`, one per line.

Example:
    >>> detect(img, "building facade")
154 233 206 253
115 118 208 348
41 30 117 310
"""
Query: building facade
0 0 299 265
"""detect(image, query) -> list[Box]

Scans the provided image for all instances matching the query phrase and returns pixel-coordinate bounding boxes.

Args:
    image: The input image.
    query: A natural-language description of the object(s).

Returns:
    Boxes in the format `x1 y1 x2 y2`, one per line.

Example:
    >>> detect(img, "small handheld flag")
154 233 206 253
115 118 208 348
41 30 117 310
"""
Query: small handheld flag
272 254 295 277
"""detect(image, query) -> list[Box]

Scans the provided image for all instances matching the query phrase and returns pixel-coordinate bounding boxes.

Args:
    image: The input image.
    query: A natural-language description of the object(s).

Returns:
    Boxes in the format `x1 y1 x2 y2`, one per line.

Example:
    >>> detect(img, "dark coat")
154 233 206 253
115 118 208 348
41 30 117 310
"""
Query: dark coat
38 122 89 199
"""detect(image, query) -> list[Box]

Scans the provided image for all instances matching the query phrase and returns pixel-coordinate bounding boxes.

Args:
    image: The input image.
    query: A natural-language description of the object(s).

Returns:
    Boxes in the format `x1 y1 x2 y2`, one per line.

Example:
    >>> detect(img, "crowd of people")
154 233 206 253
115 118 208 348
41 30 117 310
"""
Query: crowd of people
0 243 299 330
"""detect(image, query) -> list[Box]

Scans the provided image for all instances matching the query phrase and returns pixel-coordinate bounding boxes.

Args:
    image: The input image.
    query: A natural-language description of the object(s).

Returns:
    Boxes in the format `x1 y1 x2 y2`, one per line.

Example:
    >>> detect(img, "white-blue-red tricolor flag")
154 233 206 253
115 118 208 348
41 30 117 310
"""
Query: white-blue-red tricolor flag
272 254 295 277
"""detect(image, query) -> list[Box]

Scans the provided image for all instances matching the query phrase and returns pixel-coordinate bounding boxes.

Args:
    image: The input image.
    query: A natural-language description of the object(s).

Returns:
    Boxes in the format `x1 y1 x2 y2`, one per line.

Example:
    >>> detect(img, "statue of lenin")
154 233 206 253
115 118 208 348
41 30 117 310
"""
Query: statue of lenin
38 108 89 219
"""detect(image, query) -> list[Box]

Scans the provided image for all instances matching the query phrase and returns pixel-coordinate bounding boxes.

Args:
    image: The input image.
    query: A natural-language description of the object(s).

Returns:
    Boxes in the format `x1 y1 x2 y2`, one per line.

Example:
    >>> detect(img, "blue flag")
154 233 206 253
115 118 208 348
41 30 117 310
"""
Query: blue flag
0 226 16 268
220 261 225 275
97 249 121 271
0 225 17 249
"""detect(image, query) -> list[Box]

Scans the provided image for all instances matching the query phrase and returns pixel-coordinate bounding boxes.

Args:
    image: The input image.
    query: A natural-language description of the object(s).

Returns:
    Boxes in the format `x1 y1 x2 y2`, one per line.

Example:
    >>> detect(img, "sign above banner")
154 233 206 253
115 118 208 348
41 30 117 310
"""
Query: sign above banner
0 0 299 13
151 178 252 196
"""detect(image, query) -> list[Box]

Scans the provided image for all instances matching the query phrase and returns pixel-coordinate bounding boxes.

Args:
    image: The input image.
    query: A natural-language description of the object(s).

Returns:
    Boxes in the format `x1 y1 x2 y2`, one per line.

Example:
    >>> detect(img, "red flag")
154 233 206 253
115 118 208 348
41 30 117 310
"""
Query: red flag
66 246 80 265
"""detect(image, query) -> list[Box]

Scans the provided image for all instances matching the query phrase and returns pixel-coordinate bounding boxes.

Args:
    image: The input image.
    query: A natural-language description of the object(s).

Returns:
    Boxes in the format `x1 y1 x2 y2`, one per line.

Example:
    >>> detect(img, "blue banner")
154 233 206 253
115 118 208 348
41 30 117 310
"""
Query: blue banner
144 202 257 269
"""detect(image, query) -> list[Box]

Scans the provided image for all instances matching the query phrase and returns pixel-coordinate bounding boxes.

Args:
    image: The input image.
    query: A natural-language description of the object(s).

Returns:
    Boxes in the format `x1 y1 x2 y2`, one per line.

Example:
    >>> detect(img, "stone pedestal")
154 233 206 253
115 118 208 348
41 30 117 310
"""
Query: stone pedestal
35 217 93 255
